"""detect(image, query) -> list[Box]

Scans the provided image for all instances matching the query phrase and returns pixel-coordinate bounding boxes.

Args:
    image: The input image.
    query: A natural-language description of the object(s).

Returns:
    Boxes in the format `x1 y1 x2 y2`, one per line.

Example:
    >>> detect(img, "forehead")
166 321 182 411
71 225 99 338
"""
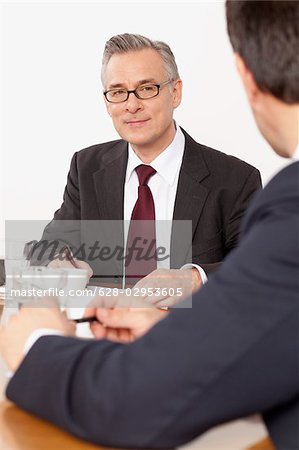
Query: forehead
104 48 167 88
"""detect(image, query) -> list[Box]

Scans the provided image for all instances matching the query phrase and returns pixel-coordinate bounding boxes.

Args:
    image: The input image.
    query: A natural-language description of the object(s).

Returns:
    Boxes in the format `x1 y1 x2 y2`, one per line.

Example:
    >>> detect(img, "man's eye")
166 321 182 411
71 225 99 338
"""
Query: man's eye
139 85 155 92
111 90 126 97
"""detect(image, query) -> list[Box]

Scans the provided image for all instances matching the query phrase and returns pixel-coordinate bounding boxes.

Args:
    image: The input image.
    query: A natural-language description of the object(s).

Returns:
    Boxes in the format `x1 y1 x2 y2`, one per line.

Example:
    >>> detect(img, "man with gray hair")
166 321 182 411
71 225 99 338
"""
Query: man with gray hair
2 4 299 448
46 32 260 305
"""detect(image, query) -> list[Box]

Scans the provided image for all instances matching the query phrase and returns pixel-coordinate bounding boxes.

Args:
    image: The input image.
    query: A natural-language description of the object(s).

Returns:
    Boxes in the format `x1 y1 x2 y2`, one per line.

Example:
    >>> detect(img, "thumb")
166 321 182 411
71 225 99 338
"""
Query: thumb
96 308 134 329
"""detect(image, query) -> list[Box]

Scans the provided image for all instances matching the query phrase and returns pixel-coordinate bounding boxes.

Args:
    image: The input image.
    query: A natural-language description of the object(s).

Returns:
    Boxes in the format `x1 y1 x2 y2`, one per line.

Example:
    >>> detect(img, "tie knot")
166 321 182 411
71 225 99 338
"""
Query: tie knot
135 165 156 186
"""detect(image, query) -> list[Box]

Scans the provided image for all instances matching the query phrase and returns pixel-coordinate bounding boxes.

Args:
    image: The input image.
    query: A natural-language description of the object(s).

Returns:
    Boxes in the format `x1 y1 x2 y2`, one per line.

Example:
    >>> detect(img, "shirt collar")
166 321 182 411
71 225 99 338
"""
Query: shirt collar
126 124 185 186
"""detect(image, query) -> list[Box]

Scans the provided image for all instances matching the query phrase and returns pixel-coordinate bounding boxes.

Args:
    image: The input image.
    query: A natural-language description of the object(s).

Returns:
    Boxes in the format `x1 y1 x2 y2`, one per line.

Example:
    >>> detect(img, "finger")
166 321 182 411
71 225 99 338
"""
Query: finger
66 320 77 335
74 260 93 278
96 308 140 330
48 260 74 269
104 327 123 343
133 271 161 290
83 306 96 318
90 322 107 339
116 328 133 343
134 278 152 290
94 307 111 322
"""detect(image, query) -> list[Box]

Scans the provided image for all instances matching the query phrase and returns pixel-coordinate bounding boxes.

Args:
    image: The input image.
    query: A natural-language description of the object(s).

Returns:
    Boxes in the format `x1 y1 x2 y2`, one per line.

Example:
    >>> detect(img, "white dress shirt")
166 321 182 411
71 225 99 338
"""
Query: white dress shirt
125 125 185 224
124 125 184 273
124 125 207 282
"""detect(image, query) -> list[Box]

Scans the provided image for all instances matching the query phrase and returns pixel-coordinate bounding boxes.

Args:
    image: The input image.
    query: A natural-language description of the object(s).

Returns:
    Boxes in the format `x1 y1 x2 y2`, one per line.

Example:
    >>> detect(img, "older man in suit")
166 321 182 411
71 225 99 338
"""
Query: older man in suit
1 2 298 449
37 33 261 301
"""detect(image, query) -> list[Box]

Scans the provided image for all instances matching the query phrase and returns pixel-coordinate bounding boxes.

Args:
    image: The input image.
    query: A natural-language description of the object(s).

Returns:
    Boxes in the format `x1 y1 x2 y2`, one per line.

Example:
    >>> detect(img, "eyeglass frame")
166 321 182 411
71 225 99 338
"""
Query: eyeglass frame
103 79 173 103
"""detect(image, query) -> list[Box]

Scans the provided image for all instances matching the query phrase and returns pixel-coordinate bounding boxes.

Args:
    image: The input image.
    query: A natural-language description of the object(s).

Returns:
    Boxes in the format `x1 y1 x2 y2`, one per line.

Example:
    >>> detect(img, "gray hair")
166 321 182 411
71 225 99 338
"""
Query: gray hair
101 33 180 87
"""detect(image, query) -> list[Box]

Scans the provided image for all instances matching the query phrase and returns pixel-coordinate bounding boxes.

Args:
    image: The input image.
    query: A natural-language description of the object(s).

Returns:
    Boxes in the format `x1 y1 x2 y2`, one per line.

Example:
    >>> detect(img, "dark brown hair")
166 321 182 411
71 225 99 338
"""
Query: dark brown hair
226 1 299 103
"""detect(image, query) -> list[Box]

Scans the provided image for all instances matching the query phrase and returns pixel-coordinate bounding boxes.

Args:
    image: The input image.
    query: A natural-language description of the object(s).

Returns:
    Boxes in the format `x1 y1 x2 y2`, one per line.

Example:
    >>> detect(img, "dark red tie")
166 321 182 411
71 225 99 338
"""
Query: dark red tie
125 165 157 285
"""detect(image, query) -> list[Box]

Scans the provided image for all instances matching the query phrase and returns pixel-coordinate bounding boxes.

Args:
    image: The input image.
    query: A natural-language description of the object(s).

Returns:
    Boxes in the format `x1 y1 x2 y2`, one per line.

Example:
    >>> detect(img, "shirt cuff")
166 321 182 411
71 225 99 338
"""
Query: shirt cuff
180 263 208 285
24 329 64 355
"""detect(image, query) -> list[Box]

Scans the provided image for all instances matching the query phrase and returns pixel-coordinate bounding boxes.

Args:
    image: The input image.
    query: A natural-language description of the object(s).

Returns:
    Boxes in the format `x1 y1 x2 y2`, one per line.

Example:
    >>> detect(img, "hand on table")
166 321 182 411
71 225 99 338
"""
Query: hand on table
134 268 202 307
48 259 93 279
0 300 76 372
84 293 168 343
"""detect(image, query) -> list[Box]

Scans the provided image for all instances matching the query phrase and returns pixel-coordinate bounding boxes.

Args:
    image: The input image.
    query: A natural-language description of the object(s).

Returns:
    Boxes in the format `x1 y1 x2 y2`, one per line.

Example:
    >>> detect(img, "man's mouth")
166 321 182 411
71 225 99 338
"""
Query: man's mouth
125 119 150 127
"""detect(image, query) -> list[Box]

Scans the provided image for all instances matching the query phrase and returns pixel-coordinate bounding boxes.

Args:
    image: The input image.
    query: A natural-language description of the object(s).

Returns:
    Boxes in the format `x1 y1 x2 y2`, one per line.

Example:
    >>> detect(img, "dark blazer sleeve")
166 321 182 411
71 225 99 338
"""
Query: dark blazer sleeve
53 152 81 220
6 164 299 450
29 153 82 265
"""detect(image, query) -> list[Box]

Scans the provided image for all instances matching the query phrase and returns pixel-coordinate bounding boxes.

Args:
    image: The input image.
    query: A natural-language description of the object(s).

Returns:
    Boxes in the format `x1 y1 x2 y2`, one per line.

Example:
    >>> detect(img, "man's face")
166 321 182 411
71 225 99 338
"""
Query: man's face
103 48 182 152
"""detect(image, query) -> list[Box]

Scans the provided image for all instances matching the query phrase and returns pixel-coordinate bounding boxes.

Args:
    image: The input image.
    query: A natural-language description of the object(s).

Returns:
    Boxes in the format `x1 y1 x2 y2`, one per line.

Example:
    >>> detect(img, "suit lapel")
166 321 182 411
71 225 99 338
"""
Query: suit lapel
173 129 210 232
171 129 210 267
93 140 128 220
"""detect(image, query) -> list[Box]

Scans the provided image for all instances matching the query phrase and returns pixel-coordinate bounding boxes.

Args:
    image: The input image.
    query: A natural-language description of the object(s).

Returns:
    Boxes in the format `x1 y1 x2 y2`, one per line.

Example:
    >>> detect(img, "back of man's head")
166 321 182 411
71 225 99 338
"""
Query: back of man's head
101 33 180 87
226 0 299 104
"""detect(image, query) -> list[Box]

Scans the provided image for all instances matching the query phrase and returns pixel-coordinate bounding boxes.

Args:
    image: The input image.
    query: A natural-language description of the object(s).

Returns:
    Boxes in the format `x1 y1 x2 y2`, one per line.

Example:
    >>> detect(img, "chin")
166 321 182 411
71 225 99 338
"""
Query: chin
120 129 151 145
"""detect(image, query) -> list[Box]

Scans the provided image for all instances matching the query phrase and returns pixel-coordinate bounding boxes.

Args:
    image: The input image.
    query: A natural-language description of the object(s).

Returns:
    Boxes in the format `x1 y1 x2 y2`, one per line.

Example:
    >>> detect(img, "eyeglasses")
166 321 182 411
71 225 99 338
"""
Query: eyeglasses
103 79 173 103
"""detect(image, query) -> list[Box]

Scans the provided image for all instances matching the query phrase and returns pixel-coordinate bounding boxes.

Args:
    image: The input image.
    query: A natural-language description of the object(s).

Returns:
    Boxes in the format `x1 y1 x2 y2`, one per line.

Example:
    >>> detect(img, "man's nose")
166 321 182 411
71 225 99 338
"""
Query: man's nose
125 92 143 113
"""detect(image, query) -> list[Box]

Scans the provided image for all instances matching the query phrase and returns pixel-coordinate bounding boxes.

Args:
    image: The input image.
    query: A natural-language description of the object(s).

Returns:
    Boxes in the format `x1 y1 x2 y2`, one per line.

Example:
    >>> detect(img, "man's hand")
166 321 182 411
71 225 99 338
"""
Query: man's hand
0 303 76 372
48 259 93 279
134 268 202 307
84 306 168 344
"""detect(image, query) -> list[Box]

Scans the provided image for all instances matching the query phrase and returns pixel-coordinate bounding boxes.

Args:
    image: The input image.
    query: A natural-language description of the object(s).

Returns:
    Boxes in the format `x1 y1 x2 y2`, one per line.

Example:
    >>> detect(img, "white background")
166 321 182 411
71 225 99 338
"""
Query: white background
1 1 289 245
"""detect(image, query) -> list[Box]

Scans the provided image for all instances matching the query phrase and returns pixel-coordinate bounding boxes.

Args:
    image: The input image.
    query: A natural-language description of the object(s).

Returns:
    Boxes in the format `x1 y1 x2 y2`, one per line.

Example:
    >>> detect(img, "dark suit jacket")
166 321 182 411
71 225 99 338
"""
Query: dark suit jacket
35 128 261 278
7 162 299 449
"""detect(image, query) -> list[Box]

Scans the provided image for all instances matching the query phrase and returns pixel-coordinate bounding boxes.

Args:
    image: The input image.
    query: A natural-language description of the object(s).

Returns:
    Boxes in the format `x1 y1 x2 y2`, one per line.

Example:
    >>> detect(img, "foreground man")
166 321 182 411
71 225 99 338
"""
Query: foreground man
1 1 298 449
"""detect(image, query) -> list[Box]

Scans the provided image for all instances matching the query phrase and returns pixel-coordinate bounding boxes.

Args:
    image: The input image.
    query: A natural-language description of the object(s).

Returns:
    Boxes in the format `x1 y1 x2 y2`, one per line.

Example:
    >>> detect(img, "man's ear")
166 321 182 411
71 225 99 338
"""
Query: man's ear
172 79 183 109
235 53 260 105
105 101 112 116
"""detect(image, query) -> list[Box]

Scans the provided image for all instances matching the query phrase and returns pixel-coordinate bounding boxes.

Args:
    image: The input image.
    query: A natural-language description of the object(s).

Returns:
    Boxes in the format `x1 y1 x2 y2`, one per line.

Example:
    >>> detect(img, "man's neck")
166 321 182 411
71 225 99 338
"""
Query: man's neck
270 101 298 158
131 122 177 164
280 104 298 158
